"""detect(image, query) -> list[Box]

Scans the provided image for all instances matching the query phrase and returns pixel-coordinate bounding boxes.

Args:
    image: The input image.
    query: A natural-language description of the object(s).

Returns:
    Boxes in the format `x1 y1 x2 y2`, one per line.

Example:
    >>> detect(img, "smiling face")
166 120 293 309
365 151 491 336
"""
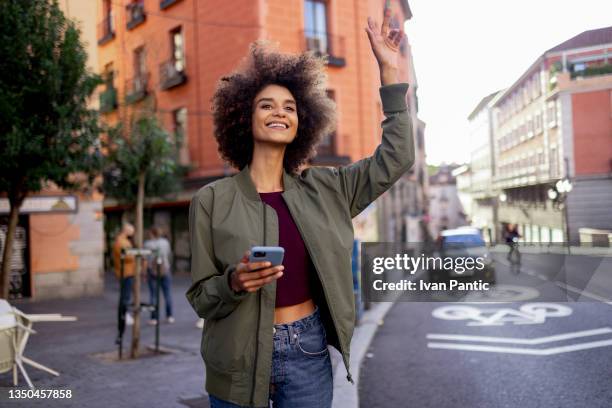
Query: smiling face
251 84 299 145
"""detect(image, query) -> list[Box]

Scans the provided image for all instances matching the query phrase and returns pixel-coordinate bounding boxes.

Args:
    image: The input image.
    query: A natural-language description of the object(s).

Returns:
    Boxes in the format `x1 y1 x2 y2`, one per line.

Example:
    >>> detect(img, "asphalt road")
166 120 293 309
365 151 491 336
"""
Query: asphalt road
359 252 612 408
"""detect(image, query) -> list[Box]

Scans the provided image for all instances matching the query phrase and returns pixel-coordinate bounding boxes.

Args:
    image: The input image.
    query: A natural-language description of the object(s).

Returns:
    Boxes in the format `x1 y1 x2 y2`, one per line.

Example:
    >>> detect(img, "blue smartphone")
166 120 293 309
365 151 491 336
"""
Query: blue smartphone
249 246 285 268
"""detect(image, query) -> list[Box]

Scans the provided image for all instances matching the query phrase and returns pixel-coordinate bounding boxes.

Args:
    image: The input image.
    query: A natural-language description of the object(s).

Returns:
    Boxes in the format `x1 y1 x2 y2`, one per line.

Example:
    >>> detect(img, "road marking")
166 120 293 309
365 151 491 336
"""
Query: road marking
432 303 572 326
426 327 612 345
427 338 612 355
555 281 612 303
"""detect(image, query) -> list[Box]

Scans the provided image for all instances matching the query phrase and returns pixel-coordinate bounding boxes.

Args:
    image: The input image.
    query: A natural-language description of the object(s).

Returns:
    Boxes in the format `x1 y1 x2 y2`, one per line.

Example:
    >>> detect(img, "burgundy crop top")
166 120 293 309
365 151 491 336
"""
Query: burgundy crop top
259 192 312 307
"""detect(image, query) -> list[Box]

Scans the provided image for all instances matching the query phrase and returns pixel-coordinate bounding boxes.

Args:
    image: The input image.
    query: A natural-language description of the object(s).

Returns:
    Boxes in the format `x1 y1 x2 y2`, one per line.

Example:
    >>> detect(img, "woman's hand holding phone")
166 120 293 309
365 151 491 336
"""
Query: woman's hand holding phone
230 250 284 293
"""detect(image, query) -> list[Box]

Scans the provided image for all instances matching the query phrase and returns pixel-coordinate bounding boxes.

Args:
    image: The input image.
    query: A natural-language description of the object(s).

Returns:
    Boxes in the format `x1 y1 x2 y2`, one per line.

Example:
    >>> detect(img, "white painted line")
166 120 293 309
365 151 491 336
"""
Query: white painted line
555 281 612 303
426 327 612 345
427 338 612 355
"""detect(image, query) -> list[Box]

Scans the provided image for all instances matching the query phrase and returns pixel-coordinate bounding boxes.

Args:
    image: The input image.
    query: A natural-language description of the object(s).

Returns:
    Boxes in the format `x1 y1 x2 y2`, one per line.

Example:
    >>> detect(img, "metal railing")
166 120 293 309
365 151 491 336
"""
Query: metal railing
301 31 346 64
97 15 115 44
99 86 118 113
159 58 187 90
126 1 146 30
124 73 149 104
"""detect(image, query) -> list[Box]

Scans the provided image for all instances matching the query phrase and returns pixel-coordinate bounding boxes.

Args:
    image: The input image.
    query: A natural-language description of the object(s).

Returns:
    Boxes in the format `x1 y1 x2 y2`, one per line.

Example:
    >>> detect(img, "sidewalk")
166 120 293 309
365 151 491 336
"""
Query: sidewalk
0 273 389 408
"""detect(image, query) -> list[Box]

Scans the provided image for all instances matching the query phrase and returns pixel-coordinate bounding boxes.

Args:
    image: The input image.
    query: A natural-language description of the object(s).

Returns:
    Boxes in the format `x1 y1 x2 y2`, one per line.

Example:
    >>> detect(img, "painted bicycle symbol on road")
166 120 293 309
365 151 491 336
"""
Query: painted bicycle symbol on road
432 303 572 326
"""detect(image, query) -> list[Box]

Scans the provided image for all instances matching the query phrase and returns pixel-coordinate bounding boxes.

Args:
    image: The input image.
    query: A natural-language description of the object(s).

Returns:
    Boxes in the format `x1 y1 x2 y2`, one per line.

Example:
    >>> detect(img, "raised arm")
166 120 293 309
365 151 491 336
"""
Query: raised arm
335 3 415 217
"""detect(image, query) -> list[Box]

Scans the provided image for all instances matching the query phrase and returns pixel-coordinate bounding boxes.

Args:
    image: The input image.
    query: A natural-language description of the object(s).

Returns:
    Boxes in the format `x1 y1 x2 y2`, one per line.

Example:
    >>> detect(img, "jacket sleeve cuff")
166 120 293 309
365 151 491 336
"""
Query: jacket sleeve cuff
379 83 409 113
218 264 248 303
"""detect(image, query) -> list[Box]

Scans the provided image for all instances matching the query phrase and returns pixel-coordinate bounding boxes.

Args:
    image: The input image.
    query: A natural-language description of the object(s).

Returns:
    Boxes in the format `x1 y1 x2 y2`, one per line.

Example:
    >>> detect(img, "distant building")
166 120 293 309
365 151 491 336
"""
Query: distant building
458 90 503 243
427 164 467 239
492 26 612 243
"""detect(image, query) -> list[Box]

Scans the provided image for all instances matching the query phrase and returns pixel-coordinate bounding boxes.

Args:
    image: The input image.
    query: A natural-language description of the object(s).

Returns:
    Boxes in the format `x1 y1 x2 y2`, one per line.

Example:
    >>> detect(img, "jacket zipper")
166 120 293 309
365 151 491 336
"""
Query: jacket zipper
285 201 355 384
250 202 266 406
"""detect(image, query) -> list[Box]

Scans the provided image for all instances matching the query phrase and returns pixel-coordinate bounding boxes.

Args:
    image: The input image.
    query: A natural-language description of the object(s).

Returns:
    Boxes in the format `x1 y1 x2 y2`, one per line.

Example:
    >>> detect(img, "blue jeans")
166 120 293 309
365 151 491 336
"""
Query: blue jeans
209 306 333 408
147 271 173 319
119 276 133 314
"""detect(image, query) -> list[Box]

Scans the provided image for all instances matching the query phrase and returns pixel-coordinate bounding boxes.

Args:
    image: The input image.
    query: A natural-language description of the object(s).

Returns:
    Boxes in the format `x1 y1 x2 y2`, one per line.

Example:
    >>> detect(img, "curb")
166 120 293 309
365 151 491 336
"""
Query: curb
331 301 396 408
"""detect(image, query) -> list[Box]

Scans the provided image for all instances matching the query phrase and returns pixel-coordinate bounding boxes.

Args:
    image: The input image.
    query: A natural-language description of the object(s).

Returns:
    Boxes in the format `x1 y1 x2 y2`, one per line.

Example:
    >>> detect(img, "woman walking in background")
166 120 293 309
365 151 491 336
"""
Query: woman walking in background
144 226 174 325
187 4 413 407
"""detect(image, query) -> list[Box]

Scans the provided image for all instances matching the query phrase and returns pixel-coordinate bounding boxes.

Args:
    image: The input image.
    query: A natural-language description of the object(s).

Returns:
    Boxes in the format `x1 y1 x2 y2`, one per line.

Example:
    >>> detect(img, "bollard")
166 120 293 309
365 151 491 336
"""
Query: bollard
154 250 161 352
116 250 126 359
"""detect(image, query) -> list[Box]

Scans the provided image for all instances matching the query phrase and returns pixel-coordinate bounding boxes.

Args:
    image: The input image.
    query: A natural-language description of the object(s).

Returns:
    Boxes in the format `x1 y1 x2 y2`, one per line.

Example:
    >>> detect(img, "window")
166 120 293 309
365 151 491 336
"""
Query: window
134 46 146 78
316 90 336 156
547 101 557 128
171 27 185 72
550 147 558 177
173 108 189 165
304 0 328 54
98 0 115 44
103 62 114 87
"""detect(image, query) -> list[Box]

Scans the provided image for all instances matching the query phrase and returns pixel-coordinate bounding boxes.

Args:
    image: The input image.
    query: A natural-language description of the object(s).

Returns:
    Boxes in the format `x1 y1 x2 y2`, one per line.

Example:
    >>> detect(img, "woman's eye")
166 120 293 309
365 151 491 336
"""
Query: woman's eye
285 107 295 112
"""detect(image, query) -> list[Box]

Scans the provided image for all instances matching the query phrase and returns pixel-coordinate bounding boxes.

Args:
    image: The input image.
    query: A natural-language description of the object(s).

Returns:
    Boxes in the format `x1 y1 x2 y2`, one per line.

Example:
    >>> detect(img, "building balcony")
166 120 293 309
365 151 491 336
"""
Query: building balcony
125 74 149 104
97 16 115 45
570 63 612 79
160 0 182 10
126 1 146 30
159 59 187 90
301 31 346 67
99 86 118 113
310 133 351 166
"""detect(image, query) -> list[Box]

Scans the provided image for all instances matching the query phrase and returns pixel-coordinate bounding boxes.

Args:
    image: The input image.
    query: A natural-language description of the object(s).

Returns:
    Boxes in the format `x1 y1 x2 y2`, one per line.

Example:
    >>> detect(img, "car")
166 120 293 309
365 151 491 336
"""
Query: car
428 227 496 285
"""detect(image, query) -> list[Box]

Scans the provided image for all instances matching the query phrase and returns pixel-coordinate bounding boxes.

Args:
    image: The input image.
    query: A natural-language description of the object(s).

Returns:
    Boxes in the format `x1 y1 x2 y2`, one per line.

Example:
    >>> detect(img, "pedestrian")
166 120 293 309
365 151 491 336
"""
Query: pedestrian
113 222 136 326
186 5 413 408
144 226 175 325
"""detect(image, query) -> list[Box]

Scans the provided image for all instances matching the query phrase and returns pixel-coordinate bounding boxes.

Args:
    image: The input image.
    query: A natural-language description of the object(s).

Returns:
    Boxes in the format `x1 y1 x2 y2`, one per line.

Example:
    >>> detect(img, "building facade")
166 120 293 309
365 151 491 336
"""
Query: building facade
492 26 612 243
97 0 418 269
427 164 467 239
457 91 502 243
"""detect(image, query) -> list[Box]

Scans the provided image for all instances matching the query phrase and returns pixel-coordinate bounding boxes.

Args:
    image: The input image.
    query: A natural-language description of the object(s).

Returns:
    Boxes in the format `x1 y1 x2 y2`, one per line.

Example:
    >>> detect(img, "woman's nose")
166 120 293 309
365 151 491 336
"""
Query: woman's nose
272 108 286 117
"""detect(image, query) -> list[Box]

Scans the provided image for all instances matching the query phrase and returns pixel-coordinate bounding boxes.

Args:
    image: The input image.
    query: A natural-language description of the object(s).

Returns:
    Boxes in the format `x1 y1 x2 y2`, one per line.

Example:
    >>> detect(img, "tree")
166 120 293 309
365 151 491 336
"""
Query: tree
0 0 103 298
103 111 184 358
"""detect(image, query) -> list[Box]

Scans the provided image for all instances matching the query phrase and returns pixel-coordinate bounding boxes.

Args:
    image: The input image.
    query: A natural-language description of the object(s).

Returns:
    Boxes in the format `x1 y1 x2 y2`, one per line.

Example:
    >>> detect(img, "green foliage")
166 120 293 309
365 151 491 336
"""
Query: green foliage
102 112 186 204
0 0 103 197
570 63 612 79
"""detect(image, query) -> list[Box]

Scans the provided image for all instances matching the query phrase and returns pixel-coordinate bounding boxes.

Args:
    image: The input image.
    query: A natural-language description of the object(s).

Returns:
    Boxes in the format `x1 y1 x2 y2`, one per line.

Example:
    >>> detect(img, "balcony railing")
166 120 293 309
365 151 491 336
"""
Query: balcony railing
160 0 182 10
570 63 612 79
126 1 146 30
310 133 350 166
301 31 346 67
159 59 187 90
125 73 149 104
97 15 115 45
99 86 118 113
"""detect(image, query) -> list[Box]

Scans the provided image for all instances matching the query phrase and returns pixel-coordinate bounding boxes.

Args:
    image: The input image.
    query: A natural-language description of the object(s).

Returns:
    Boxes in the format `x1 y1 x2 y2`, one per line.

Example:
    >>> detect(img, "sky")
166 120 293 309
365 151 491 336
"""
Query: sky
403 0 612 166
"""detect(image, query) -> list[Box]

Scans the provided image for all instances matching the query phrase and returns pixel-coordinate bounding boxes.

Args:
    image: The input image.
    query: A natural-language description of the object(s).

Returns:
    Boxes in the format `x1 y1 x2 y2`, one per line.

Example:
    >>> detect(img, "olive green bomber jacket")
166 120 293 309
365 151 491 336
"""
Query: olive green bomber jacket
186 83 414 407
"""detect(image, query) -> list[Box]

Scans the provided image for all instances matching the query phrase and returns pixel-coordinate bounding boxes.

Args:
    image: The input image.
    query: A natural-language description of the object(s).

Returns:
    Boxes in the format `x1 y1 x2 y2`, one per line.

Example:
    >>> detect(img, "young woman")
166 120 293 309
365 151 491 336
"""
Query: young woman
187 7 414 408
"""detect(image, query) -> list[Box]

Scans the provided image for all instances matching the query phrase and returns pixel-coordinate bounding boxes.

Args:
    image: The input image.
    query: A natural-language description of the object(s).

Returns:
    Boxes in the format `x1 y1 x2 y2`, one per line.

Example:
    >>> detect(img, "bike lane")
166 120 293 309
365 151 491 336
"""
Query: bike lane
358 267 612 407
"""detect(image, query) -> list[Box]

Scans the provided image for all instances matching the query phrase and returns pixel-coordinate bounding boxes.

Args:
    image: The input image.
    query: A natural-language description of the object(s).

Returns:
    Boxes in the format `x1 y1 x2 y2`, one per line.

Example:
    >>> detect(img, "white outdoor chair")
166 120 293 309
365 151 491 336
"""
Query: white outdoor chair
0 299 76 388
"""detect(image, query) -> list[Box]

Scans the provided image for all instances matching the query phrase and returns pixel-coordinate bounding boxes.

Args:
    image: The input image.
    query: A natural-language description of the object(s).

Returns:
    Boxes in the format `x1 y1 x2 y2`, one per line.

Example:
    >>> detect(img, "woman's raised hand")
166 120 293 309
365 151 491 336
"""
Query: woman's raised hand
365 1 406 84
230 250 284 293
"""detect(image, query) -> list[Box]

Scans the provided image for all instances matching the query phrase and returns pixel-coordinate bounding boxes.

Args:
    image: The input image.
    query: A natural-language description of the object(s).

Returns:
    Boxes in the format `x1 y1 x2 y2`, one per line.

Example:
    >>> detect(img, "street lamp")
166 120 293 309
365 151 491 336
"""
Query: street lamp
548 177 573 253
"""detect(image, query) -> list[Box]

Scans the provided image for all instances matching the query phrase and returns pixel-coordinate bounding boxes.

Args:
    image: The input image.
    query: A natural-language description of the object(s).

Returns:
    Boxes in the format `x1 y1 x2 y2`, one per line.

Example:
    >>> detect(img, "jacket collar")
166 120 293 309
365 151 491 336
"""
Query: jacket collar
234 164 299 201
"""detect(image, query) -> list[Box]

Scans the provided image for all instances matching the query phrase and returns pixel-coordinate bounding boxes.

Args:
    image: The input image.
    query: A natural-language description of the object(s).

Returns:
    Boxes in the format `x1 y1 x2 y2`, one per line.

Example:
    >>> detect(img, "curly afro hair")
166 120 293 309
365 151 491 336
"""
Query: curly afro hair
211 41 336 174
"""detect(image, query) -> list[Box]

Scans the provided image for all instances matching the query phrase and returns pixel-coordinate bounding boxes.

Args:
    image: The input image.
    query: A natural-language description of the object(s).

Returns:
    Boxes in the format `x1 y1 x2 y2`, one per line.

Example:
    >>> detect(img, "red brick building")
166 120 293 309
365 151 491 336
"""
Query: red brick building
97 0 425 269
